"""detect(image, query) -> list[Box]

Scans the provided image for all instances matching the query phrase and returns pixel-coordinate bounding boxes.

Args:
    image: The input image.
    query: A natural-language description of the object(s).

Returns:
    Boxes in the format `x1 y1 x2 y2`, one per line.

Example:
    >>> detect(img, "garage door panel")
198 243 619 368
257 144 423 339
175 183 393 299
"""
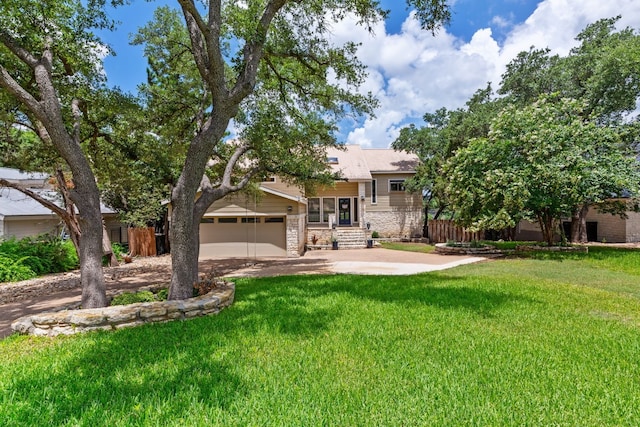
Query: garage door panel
199 219 286 258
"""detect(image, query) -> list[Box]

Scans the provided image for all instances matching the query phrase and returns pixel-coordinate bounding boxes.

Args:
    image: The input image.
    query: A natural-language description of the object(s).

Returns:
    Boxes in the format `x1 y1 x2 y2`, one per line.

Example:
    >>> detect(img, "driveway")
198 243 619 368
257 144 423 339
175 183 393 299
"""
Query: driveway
0 248 486 339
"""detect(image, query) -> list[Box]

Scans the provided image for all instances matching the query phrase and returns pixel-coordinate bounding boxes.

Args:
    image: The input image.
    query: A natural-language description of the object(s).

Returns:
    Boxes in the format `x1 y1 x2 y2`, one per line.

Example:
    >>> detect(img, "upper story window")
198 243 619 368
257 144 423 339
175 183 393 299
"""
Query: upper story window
327 156 339 164
371 179 377 204
389 179 406 192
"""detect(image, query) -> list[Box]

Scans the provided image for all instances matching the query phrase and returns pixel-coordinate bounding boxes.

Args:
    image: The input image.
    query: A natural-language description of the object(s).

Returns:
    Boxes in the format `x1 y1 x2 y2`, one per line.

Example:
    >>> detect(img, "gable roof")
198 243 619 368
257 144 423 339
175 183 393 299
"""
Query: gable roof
326 145 372 181
360 149 419 173
0 167 50 187
0 187 115 218
324 145 419 180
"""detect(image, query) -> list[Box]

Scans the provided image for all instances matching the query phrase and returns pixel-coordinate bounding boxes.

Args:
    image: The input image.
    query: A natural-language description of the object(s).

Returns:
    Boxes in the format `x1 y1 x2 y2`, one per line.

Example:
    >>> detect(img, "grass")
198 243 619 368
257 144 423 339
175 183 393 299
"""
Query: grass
379 241 435 253
1 247 640 425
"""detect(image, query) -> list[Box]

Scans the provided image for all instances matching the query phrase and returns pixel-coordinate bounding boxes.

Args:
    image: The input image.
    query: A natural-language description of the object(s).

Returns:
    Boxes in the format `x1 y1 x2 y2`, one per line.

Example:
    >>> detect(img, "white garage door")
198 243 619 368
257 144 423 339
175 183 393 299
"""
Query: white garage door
199 217 287 258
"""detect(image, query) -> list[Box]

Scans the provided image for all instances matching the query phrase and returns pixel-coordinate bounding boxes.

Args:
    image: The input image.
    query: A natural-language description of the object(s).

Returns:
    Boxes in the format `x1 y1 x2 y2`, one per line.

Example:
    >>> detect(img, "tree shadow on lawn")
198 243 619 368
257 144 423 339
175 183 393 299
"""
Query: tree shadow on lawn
2 273 536 424
4 320 246 425
232 272 537 324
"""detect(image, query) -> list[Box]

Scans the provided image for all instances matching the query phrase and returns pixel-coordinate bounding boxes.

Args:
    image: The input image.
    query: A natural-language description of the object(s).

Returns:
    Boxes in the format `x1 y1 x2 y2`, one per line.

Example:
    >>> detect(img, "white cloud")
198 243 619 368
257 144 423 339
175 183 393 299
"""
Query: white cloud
331 0 640 148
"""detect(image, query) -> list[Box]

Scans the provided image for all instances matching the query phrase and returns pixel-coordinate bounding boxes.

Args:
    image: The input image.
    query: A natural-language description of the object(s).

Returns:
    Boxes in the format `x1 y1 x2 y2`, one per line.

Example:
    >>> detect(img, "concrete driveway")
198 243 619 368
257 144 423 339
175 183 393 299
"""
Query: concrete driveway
228 248 486 277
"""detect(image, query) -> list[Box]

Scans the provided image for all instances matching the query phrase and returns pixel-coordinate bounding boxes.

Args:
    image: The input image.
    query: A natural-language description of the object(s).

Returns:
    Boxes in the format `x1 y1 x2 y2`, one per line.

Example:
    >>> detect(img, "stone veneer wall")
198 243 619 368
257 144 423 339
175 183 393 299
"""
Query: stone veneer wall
365 210 422 239
11 283 235 337
286 214 305 257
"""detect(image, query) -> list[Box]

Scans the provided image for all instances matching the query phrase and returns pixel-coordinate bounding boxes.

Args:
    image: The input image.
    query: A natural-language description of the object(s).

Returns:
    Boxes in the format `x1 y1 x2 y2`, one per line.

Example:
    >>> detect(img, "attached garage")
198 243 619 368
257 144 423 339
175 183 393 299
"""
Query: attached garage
199 216 287 258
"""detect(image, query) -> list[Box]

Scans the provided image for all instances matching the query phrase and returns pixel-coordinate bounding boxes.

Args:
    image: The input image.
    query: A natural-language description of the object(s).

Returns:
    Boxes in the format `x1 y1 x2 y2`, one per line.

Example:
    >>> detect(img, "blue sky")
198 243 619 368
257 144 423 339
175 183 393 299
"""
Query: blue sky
98 0 640 148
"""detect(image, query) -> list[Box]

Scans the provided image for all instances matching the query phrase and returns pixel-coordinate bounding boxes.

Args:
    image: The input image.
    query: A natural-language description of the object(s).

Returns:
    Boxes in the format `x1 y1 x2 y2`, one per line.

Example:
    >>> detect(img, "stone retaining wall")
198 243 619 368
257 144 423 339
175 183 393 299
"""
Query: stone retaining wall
11 283 235 337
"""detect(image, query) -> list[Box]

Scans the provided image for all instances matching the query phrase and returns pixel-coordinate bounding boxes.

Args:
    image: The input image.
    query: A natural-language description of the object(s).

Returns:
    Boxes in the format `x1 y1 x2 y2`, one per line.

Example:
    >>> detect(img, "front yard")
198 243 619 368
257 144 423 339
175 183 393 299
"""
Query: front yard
1 246 639 425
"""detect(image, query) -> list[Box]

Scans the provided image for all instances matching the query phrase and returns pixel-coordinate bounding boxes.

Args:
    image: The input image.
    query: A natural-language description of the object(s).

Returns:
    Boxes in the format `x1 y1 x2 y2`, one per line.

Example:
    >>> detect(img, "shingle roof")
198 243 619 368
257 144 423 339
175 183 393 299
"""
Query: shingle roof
0 187 115 218
324 146 419 180
326 145 372 181
0 167 49 182
360 149 419 173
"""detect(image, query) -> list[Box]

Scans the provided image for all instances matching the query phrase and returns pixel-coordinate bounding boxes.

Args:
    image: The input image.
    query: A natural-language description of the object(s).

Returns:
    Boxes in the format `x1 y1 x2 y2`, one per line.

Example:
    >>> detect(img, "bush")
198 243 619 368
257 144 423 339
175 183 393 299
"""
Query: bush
0 255 37 282
0 235 78 281
110 288 169 306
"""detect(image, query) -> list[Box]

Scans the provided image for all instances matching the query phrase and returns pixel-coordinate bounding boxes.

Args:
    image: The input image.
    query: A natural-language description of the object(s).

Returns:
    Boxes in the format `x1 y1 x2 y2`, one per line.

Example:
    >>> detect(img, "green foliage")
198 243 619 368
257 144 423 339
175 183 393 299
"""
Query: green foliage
445 96 640 244
110 290 157 306
0 255 36 282
0 236 78 281
393 85 505 219
371 231 380 238
2 248 640 424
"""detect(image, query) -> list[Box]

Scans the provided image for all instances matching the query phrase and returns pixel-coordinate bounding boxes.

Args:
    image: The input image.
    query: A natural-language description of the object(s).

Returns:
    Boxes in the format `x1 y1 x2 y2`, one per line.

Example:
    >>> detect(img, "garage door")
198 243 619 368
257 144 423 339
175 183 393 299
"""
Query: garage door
199 217 287 258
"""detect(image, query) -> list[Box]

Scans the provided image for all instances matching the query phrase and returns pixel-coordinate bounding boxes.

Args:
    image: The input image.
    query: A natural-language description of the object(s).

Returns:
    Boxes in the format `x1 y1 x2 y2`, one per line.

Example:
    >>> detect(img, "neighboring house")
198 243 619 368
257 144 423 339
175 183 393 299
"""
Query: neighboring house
515 201 640 243
198 145 423 258
0 167 126 243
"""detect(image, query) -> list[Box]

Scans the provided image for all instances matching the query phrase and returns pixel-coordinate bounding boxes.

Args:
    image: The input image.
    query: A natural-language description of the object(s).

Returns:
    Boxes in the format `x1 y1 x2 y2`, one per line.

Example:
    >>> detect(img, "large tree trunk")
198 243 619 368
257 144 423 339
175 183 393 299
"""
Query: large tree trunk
168 187 200 300
538 211 557 246
570 204 589 243
72 176 108 308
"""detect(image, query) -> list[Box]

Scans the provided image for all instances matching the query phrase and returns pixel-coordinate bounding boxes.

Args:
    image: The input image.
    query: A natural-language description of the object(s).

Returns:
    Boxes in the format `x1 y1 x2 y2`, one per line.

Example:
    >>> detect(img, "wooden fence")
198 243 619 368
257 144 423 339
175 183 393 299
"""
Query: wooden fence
427 220 484 243
127 227 157 257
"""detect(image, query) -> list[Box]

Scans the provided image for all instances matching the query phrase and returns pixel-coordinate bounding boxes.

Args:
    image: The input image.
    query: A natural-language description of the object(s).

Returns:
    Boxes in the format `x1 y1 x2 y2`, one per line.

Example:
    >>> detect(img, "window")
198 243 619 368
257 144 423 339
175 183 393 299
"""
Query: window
265 217 284 223
353 197 358 222
327 156 339 164
218 218 237 223
308 198 320 223
389 179 406 192
371 179 377 204
261 176 276 183
200 218 214 224
241 217 260 223
322 198 336 223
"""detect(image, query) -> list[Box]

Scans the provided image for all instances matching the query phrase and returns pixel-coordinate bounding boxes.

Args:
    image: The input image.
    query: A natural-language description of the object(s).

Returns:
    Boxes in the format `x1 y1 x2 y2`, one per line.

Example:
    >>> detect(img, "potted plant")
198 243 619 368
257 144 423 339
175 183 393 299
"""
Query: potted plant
331 235 338 250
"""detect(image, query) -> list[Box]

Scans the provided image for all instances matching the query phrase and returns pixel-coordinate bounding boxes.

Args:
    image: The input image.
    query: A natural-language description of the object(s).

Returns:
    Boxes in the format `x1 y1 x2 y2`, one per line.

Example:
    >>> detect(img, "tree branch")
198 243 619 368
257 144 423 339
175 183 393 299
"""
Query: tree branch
0 30 40 69
230 0 288 104
0 178 67 219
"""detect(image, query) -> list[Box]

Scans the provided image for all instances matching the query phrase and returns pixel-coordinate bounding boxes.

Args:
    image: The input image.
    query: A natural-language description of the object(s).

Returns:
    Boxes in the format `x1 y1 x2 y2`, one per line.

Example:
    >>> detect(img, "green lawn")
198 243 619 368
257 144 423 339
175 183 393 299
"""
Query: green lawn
1 247 639 426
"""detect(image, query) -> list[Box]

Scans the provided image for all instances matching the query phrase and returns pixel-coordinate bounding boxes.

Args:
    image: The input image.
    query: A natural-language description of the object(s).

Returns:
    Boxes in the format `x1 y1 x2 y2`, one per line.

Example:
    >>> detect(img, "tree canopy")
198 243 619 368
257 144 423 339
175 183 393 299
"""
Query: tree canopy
445 96 640 245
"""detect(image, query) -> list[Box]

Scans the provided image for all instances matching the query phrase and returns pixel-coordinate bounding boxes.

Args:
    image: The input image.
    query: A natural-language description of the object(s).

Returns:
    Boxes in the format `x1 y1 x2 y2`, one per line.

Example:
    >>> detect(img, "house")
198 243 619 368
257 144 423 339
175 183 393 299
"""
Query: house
0 167 126 243
198 145 423 258
515 201 640 243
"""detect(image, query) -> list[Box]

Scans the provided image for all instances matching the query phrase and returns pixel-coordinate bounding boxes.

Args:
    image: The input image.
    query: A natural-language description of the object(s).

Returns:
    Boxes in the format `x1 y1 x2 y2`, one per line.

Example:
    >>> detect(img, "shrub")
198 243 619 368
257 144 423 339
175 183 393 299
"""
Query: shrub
110 290 157 306
371 231 380 238
110 288 169 306
0 235 78 280
0 255 37 282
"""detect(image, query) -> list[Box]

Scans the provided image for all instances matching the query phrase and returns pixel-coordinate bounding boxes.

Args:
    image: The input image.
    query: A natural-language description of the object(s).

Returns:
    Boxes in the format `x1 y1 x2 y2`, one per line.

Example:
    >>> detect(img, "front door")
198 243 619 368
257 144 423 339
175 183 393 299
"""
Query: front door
338 197 351 226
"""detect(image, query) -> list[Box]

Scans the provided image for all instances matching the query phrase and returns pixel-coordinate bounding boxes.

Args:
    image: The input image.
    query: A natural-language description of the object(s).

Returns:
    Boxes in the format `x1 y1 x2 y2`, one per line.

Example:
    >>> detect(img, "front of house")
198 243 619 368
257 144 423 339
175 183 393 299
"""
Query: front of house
198 145 423 257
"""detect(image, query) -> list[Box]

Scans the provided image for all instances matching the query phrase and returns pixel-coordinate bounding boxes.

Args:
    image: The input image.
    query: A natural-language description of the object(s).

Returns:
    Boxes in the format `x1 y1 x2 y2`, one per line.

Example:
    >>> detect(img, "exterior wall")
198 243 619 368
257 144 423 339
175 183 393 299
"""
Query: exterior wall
362 173 422 238
261 179 304 198
286 213 306 257
105 216 128 244
365 173 417 212
315 181 359 197
584 209 627 243
3 216 60 240
625 211 640 243
205 192 300 216
516 209 635 243
515 220 544 241
364 209 422 238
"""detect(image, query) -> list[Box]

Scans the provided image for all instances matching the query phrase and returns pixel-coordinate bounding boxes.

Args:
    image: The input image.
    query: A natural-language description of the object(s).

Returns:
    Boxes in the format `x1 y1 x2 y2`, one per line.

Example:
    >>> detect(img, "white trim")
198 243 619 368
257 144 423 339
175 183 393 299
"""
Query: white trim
259 185 307 204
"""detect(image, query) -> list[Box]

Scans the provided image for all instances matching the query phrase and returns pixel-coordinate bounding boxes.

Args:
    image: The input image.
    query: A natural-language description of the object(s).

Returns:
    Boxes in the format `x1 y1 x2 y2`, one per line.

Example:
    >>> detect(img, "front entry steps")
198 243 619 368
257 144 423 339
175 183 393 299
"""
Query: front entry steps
333 228 367 249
